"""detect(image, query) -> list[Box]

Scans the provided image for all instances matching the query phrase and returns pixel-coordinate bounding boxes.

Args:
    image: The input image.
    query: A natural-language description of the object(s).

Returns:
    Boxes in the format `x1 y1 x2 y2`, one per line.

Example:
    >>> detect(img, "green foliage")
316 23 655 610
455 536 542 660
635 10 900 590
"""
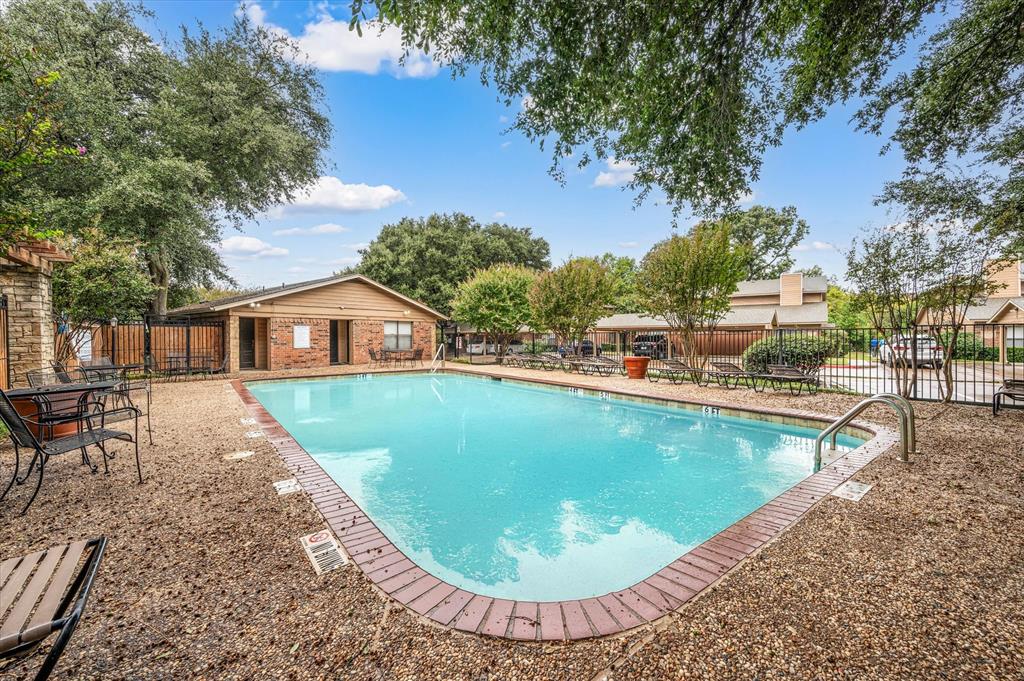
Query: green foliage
451 264 536 358
1008 347 1024 364
0 46 84 246
741 335 835 374
637 223 748 364
529 257 616 348
937 331 999 361
700 205 809 280
826 285 872 348
357 212 550 316
52 229 155 322
1 0 331 312
355 0 934 214
598 253 641 313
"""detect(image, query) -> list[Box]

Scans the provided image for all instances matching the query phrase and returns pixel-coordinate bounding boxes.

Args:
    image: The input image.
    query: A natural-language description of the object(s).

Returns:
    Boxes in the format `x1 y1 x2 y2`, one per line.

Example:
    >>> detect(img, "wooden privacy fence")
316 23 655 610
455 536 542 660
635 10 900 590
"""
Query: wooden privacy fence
55 318 225 370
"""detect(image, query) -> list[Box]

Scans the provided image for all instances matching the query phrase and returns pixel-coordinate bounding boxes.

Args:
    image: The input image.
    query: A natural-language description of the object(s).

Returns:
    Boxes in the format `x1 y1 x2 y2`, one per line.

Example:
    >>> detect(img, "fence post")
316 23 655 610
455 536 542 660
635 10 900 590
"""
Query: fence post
185 318 192 367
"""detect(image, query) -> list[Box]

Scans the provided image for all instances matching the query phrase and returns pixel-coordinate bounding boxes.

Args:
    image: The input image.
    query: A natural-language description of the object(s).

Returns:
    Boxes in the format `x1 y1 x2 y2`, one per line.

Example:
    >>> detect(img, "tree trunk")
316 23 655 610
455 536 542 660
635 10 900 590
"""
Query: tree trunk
147 249 170 316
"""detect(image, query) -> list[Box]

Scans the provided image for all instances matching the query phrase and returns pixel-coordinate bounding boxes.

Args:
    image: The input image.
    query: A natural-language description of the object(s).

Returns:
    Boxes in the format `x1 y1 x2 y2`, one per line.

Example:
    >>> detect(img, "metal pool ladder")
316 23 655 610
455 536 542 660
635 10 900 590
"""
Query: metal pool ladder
429 343 445 374
814 393 916 471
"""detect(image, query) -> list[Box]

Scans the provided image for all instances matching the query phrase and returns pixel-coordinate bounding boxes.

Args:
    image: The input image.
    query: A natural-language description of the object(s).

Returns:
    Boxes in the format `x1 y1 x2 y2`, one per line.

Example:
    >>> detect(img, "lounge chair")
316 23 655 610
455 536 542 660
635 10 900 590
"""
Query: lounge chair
709 361 767 391
0 537 107 681
0 390 142 514
765 364 819 395
648 359 707 385
993 379 1024 415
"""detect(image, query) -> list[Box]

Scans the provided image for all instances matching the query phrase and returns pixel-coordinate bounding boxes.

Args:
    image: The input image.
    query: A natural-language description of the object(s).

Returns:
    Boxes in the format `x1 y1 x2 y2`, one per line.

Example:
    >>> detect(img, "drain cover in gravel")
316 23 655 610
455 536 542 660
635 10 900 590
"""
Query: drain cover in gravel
274 478 302 495
240 418 256 425
223 450 255 461
244 430 265 439
300 530 347 575
832 480 873 502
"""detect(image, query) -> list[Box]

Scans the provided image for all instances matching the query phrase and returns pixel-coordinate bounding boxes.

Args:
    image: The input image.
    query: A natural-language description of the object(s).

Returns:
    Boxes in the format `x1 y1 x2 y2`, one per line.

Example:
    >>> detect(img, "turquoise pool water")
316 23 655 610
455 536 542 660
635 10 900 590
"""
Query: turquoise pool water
247 373 862 601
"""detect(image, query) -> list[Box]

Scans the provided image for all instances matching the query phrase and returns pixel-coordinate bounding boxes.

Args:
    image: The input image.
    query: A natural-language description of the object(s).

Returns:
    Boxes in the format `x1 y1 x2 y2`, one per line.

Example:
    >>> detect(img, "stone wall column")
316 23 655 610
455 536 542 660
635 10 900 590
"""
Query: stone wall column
0 263 54 387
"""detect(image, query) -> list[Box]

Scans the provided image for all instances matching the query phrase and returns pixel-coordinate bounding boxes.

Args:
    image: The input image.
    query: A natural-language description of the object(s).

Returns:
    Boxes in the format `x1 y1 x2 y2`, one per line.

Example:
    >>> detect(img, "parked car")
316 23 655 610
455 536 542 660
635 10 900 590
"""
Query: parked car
877 334 945 368
559 339 601 357
631 334 669 359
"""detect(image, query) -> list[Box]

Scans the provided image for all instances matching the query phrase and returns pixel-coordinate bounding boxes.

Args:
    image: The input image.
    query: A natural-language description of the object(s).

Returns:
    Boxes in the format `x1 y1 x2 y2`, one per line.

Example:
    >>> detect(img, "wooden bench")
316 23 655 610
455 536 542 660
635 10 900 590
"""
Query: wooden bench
1 538 106 680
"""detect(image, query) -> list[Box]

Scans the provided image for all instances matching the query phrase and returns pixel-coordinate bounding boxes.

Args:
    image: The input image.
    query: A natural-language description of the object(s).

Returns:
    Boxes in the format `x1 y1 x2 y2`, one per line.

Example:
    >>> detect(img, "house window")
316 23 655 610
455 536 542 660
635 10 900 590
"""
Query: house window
384 321 413 350
1008 325 1024 348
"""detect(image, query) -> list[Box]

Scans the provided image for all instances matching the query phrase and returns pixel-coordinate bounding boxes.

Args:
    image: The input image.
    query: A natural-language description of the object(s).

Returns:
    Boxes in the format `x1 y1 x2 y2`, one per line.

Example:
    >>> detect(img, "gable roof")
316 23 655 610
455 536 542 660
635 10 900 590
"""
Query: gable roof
594 302 828 330
168 273 447 319
733 275 828 297
985 297 1024 324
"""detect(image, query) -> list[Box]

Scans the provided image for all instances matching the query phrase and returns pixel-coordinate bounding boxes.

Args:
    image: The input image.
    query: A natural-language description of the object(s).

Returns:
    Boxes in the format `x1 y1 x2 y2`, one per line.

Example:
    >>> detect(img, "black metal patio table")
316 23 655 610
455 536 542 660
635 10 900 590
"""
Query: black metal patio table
6 381 121 441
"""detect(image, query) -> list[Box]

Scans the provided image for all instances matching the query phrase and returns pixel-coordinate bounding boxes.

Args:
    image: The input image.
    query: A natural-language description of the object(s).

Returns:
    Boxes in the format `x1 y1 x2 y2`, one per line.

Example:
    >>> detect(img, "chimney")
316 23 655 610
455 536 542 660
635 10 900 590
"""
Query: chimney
779 272 803 306
986 259 1022 299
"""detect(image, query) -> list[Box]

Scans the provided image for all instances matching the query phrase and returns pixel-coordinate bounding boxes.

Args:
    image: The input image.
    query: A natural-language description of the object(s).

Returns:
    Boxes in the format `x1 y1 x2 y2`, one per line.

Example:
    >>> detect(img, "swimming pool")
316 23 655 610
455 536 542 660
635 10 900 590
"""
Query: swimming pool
247 373 863 602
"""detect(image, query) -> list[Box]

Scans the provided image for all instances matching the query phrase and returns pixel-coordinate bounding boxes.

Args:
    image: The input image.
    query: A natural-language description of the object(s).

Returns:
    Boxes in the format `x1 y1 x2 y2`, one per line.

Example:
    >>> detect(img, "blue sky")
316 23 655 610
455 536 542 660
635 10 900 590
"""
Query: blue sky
142 0 918 288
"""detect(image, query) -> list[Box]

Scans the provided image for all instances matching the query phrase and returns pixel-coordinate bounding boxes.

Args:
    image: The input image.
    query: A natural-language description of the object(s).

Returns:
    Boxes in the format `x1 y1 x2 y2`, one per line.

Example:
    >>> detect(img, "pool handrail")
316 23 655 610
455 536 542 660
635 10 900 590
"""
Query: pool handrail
429 343 445 374
814 393 915 471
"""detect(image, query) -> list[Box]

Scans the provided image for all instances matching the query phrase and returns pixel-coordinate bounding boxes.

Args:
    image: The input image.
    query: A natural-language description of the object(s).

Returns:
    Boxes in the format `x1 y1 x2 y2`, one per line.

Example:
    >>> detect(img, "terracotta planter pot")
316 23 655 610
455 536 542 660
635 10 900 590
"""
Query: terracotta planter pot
623 356 650 379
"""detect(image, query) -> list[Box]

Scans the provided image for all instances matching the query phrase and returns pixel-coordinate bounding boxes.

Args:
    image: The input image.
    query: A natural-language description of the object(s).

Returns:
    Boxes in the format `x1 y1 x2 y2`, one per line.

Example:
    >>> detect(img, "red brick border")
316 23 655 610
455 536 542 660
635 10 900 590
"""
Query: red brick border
233 370 898 641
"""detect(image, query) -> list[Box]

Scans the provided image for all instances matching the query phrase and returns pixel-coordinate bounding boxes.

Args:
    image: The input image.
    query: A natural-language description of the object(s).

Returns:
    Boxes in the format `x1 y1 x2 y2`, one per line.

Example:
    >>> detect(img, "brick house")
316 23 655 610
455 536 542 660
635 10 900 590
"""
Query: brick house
0 240 73 388
167 274 445 372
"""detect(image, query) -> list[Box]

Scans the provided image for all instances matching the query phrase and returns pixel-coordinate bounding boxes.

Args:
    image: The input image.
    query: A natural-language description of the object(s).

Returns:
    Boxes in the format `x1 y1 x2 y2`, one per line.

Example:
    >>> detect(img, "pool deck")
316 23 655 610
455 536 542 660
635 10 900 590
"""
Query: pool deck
3 362 1021 679
232 367 898 642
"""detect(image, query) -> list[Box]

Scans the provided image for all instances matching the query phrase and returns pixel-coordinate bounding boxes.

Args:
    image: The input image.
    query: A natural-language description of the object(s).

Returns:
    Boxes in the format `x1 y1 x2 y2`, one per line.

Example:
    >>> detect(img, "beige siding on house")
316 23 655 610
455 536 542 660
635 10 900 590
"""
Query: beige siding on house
987 260 1022 298
779 273 803 306
730 294 780 306
224 281 437 322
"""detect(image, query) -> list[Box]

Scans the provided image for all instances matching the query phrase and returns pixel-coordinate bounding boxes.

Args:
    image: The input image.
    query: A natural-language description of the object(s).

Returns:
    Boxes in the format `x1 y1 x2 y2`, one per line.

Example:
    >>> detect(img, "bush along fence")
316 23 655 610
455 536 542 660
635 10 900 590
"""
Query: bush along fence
446 323 1024 406
54 316 225 375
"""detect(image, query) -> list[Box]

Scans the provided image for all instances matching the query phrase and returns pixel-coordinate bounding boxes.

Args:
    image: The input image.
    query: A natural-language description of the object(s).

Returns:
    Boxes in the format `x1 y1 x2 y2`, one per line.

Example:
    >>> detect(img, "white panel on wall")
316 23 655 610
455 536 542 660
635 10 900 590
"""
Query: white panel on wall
293 325 310 349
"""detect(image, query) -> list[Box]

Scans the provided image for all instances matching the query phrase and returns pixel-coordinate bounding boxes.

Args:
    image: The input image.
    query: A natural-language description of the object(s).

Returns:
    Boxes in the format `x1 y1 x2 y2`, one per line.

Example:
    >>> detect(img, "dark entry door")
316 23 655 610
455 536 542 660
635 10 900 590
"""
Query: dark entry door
239 318 256 369
329 320 339 365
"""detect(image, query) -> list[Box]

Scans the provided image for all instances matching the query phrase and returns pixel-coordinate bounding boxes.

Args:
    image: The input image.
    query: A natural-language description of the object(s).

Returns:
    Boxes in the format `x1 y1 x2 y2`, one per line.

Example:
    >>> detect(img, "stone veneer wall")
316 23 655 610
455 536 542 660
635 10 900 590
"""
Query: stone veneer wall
268 317 329 370
0 262 54 387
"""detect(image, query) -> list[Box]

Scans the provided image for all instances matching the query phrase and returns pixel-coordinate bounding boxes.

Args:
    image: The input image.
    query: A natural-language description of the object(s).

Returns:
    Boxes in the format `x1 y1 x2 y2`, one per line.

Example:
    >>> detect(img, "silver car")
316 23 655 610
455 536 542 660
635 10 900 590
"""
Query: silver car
878 334 945 369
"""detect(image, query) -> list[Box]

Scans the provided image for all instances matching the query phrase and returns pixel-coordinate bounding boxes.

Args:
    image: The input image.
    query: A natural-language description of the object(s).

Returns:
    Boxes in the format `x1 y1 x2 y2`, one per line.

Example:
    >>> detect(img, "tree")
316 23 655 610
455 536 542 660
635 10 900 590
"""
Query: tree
51 229 155 362
530 257 616 352
354 0 936 214
707 205 809 280
357 213 550 316
796 265 827 279
1 0 331 313
636 224 748 367
451 264 536 362
0 46 84 247
598 253 641 313
858 0 1024 253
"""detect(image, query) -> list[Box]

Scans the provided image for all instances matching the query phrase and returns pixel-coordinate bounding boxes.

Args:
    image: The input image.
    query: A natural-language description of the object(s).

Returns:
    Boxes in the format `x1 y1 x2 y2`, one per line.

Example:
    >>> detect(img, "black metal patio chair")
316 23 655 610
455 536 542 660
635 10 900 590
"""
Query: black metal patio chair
0 537 107 681
993 378 1024 415
0 390 142 515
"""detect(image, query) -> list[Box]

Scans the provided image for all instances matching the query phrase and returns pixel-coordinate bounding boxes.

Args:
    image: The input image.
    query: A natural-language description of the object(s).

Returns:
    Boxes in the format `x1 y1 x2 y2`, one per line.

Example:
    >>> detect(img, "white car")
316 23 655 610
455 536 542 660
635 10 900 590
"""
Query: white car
878 334 944 369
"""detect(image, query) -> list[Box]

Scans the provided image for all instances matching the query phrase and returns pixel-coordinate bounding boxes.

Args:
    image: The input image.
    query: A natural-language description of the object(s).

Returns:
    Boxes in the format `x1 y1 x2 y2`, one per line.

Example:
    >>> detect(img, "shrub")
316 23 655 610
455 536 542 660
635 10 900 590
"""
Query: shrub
937 330 999 361
1009 347 1024 364
742 334 834 373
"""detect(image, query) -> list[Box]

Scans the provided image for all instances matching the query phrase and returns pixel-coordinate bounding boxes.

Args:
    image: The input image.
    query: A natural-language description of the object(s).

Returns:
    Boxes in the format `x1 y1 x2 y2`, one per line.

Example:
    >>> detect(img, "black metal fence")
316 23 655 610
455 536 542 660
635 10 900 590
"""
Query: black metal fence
449 324 1024 406
0 294 9 390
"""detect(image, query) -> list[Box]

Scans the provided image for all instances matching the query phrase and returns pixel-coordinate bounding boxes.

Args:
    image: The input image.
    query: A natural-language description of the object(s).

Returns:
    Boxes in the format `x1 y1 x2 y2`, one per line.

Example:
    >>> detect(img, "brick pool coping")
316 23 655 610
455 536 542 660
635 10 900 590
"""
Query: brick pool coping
232 368 899 642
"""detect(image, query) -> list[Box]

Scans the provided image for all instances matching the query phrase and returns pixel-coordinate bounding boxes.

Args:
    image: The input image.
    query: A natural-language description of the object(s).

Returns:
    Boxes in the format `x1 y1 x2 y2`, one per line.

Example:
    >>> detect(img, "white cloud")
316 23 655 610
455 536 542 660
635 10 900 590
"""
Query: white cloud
492 211 507 219
218 236 288 259
272 222 350 236
498 115 509 124
738 190 755 204
286 266 308 274
340 242 369 250
500 141 512 149
794 240 835 252
282 176 406 213
618 241 639 248
326 256 360 267
593 159 637 188
521 95 535 110
240 3 438 78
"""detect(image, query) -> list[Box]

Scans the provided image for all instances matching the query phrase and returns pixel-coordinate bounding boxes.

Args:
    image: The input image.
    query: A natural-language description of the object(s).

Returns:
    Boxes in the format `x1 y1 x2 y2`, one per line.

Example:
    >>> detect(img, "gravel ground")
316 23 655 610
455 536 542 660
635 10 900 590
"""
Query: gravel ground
1 363 1022 680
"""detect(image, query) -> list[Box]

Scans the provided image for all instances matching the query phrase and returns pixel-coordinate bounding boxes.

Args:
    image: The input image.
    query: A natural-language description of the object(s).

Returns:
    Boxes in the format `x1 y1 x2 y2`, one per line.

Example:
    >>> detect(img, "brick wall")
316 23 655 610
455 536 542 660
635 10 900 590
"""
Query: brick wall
350 319 436 365
0 262 54 387
268 317 329 370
